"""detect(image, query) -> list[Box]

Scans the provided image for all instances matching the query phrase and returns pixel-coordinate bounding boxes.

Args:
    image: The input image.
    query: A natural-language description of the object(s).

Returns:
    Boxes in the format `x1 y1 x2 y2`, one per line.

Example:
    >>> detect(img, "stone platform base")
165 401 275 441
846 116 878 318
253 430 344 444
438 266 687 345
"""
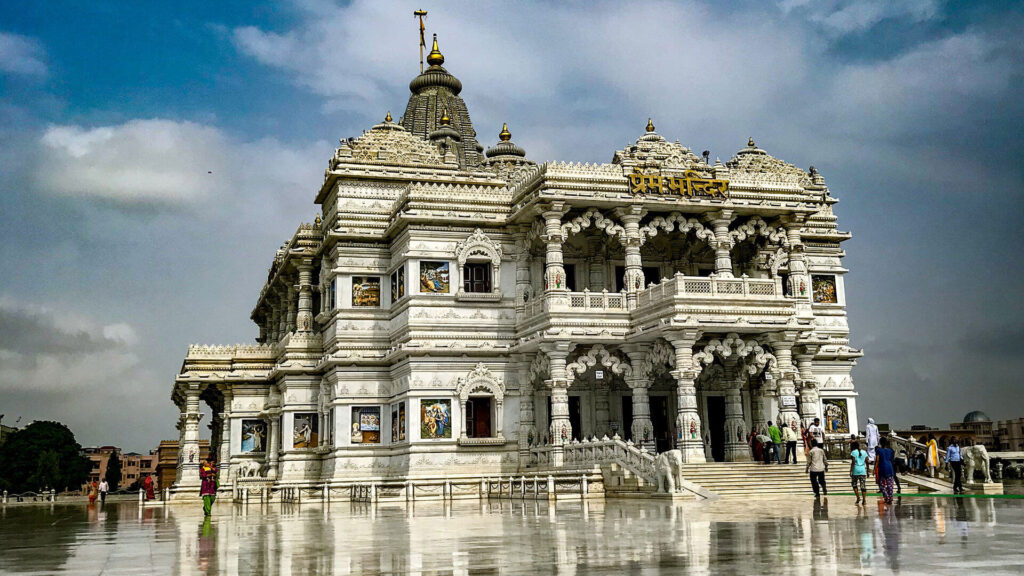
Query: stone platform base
967 482 1003 495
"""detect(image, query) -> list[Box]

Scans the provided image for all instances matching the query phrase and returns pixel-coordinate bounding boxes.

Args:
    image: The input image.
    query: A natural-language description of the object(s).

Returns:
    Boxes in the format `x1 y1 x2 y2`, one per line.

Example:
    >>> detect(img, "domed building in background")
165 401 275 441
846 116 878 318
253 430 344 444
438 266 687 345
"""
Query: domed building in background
168 29 864 498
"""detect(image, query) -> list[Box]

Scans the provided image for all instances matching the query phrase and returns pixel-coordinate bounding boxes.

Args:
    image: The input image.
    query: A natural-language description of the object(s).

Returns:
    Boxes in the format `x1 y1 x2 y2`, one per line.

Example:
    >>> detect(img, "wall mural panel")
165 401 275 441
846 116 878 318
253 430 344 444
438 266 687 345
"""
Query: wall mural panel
419 261 450 293
420 399 451 439
241 420 266 453
351 406 380 444
352 276 381 307
812 275 838 304
821 398 849 434
292 413 318 448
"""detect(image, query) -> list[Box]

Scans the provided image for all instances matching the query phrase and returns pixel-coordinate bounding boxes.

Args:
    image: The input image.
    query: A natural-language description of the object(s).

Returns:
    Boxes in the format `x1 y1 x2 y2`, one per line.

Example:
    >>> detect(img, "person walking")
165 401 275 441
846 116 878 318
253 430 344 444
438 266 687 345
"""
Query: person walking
875 437 897 505
946 437 964 494
782 423 799 464
768 421 783 464
801 424 813 457
199 455 218 516
925 435 940 478
88 480 98 504
749 427 763 463
808 417 826 448
850 440 869 504
806 440 829 497
144 474 156 500
98 479 109 504
865 418 880 464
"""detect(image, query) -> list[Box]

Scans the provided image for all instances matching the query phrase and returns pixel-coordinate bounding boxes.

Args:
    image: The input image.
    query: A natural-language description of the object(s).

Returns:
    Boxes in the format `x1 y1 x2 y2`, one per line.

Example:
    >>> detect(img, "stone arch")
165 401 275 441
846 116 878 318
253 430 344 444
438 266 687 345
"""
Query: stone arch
639 338 676 380
728 217 789 248
454 229 502 294
692 333 778 379
639 212 716 246
565 344 632 382
560 208 626 244
455 363 505 439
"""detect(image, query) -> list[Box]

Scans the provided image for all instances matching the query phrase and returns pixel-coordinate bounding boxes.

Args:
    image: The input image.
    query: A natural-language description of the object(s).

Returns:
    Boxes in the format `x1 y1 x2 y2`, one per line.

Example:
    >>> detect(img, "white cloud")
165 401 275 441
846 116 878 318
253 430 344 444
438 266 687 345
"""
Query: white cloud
778 0 941 35
34 119 328 209
0 32 47 77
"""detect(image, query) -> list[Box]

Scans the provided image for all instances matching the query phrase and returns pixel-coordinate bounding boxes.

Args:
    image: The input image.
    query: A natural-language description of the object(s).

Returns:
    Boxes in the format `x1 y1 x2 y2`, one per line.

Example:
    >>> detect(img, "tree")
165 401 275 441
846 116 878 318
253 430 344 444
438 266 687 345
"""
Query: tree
104 450 122 491
0 421 91 493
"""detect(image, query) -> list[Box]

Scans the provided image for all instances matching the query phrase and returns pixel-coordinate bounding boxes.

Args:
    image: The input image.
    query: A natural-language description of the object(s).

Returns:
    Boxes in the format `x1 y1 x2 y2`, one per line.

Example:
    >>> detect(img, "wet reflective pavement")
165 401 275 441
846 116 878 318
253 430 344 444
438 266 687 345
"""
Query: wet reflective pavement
2 495 1023 575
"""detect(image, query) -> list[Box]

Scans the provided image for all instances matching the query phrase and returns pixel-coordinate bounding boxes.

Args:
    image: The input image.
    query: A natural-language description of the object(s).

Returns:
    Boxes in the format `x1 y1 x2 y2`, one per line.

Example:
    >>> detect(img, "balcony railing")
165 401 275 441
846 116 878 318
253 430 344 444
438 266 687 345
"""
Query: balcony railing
636 274 783 308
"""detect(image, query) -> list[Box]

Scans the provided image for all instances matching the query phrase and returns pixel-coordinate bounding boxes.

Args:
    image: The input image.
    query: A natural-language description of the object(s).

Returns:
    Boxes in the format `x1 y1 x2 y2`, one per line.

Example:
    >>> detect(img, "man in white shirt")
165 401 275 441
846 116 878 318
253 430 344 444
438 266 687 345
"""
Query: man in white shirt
808 417 825 447
98 479 109 504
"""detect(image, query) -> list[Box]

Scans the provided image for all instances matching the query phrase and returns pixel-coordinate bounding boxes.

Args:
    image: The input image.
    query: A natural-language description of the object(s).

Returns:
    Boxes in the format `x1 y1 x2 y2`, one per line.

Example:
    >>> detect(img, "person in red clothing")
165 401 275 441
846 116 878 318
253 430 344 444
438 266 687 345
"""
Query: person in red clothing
143 474 156 500
199 455 218 516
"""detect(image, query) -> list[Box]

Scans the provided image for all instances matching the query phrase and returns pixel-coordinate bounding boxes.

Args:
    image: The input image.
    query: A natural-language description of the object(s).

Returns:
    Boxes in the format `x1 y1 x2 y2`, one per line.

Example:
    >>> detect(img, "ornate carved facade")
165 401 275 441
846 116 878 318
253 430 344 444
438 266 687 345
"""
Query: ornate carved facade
171 37 862 491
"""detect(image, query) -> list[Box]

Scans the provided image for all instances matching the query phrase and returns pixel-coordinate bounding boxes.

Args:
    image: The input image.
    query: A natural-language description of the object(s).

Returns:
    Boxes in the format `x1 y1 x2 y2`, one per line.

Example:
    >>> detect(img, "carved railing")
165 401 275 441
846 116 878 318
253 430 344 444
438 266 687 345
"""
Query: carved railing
522 289 630 319
887 432 949 480
529 435 658 486
636 273 784 309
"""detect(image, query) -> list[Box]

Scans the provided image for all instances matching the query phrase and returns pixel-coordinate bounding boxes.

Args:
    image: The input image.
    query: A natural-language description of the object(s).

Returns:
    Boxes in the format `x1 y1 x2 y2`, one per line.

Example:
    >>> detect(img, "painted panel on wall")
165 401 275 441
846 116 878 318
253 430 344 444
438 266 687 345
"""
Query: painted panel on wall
292 413 318 448
420 399 452 439
822 398 849 434
419 261 450 293
353 277 381 307
241 420 266 453
351 406 380 444
812 275 838 304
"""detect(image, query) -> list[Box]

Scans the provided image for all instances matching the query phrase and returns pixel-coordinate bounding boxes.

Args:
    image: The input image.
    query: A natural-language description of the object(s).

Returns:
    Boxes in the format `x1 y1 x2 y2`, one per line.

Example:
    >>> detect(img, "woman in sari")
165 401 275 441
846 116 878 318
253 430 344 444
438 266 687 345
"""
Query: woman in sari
143 475 156 500
199 456 218 516
925 435 940 478
88 480 98 504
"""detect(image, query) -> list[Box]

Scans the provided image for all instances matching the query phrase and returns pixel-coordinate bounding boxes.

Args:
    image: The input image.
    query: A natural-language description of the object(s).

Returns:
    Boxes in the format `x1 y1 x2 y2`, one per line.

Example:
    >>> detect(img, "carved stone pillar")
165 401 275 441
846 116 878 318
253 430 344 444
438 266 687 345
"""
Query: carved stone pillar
594 383 610 437
771 337 801 435
723 363 750 461
749 388 767 434
543 342 572 461
588 237 606 292
296 263 314 332
617 206 645 303
706 210 735 278
218 402 231 485
667 330 706 463
286 285 298 333
623 347 655 451
268 305 279 343
542 206 567 292
176 383 204 488
783 216 812 314
795 346 821 427
514 231 533 313
267 414 281 480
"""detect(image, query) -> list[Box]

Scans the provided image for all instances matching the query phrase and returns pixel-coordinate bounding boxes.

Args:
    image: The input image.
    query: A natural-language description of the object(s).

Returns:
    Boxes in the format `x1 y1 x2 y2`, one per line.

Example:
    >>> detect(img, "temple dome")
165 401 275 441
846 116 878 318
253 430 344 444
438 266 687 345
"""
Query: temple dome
963 411 992 423
401 34 482 168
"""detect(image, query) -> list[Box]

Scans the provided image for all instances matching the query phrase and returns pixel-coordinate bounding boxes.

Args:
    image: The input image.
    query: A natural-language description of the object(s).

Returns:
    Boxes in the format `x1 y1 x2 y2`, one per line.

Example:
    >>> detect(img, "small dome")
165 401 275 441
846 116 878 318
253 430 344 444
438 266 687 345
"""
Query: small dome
963 411 992 423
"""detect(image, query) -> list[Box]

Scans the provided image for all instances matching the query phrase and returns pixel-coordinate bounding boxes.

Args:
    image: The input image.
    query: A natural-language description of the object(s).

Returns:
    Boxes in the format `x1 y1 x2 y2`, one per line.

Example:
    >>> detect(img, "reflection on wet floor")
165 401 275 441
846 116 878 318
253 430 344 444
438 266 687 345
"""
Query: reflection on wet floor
1 495 1023 575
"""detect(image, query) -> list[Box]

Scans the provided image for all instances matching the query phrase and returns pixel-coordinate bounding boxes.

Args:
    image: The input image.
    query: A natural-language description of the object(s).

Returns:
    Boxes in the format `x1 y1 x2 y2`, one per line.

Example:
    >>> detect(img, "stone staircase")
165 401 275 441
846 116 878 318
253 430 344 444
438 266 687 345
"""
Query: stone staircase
604 461 920 498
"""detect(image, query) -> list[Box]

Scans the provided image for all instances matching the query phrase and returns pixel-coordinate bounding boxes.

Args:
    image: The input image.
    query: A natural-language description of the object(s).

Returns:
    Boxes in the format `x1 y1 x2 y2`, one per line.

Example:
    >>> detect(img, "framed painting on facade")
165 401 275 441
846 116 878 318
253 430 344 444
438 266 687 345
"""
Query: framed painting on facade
821 398 850 434
351 406 380 444
352 277 381 307
399 402 406 440
292 413 318 448
397 266 405 298
812 275 838 304
419 261 450 293
390 271 398 302
241 420 266 453
391 403 399 443
420 399 452 439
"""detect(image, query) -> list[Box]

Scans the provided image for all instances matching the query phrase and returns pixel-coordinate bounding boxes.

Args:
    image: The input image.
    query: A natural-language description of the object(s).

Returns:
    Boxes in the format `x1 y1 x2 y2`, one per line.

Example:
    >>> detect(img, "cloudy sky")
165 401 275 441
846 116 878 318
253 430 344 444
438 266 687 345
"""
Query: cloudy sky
1 1 1021 452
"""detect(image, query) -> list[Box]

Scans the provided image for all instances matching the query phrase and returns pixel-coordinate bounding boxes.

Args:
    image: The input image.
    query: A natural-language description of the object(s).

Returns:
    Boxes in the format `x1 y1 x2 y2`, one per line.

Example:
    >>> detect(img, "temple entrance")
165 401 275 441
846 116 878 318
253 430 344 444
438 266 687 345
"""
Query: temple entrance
706 396 726 462
651 396 672 453
569 396 582 441
621 397 632 440
466 397 492 438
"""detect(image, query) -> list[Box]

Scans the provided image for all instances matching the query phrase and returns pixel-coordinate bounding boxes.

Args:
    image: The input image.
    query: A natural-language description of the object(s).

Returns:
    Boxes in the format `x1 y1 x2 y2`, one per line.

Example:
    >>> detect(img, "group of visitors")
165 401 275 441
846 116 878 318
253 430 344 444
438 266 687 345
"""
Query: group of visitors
747 417 823 465
86 474 159 504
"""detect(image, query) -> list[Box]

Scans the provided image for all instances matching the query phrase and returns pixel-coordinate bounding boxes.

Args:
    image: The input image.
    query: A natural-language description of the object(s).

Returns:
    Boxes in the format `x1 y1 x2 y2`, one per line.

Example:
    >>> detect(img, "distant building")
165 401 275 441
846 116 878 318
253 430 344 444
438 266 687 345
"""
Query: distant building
82 446 158 489
993 418 1024 452
155 440 210 491
893 412 1024 452
950 411 996 448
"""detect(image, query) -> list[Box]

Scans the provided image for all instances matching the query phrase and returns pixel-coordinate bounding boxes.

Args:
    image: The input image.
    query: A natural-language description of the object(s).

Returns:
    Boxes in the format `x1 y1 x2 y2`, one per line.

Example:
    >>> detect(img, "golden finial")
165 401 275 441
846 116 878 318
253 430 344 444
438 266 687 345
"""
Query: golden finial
646 118 655 133
499 123 511 142
748 137 755 147
440 108 451 125
427 33 444 66
315 214 321 225
385 111 392 123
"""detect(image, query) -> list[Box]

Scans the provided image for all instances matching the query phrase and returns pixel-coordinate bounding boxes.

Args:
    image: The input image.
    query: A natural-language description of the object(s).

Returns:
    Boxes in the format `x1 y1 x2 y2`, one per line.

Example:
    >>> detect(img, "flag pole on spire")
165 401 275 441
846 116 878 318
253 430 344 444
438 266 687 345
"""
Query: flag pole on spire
414 10 428 74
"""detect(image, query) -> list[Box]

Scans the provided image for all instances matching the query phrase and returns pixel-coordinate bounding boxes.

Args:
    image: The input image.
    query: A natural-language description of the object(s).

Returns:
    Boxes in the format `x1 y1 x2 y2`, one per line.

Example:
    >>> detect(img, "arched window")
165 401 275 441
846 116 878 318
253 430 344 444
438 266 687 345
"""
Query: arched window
455 229 502 300
455 364 506 444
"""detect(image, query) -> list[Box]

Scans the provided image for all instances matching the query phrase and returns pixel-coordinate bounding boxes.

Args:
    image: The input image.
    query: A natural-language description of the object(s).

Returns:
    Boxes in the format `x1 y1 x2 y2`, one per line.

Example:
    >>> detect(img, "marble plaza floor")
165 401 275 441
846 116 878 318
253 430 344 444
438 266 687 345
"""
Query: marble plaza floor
2 494 1023 575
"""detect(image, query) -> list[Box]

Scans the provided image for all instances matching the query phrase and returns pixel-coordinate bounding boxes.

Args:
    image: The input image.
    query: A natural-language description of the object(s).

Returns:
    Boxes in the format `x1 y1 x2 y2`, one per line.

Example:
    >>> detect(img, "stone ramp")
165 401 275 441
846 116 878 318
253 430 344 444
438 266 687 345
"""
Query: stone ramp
678 462 919 498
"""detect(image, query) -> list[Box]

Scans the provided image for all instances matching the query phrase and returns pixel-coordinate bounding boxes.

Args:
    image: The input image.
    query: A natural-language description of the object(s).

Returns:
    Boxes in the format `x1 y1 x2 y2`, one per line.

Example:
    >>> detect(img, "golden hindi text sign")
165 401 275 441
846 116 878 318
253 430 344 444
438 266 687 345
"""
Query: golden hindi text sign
628 169 729 199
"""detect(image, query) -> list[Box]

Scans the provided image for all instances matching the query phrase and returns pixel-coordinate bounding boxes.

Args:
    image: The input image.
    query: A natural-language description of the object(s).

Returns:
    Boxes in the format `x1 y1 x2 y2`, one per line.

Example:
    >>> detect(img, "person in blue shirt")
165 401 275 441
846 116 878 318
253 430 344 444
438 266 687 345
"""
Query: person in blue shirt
874 437 897 505
849 440 869 504
945 437 964 494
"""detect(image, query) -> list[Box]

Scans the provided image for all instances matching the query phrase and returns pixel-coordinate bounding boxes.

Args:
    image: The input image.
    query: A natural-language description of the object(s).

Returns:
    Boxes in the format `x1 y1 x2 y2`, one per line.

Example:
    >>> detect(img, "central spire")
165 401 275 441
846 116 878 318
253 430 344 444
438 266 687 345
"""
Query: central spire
427 34 444 67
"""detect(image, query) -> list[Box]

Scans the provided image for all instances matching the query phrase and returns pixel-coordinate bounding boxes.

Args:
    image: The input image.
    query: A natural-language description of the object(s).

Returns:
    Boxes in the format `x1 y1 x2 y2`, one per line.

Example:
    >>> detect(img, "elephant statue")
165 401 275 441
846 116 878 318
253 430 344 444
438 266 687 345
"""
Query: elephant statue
962 444 992 484
655 449 685 493
236 460 263 478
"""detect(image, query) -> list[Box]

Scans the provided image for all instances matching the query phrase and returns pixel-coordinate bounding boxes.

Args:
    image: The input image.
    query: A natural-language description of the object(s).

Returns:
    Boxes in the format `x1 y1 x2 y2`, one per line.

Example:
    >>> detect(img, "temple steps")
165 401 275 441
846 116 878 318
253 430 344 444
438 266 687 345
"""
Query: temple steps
679 462 918 497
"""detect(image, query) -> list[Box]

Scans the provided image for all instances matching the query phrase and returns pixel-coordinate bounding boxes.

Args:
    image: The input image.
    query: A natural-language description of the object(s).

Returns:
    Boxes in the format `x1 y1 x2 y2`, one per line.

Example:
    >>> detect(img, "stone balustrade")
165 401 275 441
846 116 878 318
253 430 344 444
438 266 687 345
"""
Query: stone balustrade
529 434 658 486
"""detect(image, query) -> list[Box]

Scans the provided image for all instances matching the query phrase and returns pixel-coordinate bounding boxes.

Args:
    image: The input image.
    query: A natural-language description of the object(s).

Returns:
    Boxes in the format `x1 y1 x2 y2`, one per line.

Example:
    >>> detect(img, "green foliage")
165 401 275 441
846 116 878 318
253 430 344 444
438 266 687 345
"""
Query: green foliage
0 421 91 493
104 450 121 491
